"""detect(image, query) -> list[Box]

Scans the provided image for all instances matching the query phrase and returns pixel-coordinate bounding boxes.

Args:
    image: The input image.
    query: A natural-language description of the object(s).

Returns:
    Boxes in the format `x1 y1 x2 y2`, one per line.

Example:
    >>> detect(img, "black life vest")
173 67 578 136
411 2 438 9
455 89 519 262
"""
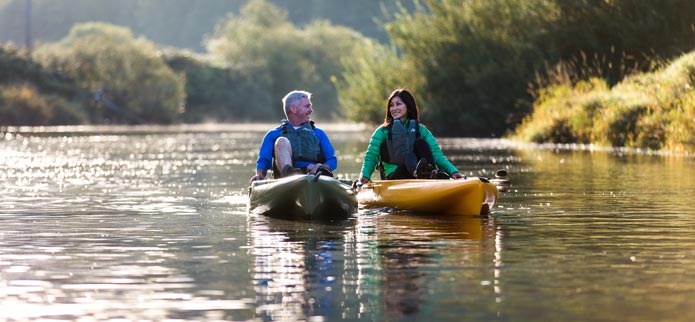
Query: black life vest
280 121 325 164
379 119 420 165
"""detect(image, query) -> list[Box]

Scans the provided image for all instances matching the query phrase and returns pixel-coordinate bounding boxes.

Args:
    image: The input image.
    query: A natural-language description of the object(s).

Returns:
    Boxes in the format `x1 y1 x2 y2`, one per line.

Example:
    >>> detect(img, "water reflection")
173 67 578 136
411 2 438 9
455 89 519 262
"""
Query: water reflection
248 215 367 320
4 125 695 321
355 211 501 320
0 209 255 321
0 126 260 320
247 210 504 321
372 211 495 240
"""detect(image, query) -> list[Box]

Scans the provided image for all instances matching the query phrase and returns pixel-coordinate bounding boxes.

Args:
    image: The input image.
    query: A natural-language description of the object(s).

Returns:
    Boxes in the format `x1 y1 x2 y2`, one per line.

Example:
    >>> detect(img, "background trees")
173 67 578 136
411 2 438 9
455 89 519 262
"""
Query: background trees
0 0 409 51
0 45 86 125
32 23 185 124
196 0 375 121
2 0 695 146
335 0 695 136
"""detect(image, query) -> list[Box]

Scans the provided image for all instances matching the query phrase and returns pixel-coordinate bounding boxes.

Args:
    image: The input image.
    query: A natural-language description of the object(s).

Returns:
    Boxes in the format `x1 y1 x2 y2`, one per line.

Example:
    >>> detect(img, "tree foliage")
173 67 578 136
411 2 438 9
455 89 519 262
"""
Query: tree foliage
0 0 410 51
334 41 414 124
0 83 86 125
515 52 695 151
0 44 87 125
388 0 552 136
0 44 81 98
337 0 695 137
33 22 185 124
4 0 695 138
163 51 272 122
204 0 372 121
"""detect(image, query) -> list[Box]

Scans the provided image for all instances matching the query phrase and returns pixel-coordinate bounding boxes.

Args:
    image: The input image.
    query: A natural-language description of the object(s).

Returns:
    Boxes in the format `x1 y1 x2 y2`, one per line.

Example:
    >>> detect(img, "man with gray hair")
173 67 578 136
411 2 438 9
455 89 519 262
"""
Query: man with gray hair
249 90 337 183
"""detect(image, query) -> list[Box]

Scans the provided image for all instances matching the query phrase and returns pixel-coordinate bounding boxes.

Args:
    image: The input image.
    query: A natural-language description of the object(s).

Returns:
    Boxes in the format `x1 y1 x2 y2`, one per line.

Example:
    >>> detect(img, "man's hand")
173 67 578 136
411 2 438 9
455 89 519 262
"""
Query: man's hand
249 170 267 184
452 172 466 180
306 163 328 174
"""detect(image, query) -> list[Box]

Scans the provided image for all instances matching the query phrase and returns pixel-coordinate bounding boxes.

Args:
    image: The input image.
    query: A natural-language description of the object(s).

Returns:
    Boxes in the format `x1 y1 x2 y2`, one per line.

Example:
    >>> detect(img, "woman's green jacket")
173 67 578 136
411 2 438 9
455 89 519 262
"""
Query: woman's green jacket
360 119 460 180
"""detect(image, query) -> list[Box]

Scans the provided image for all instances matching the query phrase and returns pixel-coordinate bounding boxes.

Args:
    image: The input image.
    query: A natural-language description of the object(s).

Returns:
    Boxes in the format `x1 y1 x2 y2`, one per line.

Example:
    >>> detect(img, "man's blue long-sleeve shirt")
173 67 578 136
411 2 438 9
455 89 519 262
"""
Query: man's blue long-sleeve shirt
255 121 337 172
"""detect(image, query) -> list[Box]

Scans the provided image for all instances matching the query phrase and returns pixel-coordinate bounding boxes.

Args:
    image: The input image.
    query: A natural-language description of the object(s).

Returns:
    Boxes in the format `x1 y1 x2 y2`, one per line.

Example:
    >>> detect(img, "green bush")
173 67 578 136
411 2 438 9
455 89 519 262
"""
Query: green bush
338 0 695 137
0 44 89 125
514 78 609 143
164 51 272 122
0 83 87 125
0 84 52 125
515 51 695 152
334 41 409 124
666 91 695 152
0 44 83 99
33 22 185 124
591 98 648 147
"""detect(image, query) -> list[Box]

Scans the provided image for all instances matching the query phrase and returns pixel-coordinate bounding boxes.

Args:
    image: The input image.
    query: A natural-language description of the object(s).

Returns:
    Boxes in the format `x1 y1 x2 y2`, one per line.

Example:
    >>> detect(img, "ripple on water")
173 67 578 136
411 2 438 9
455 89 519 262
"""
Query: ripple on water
2 126 695 321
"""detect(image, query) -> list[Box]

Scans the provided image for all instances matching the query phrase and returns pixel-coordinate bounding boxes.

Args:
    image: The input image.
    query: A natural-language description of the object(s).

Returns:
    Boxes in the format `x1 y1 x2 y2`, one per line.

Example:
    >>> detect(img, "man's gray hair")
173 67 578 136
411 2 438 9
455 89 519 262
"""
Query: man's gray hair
282 90 312 116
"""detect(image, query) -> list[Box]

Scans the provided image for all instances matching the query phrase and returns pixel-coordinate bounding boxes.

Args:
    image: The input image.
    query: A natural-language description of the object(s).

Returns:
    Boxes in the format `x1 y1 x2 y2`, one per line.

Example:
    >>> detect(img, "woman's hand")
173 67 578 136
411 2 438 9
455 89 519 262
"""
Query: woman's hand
353 176 370 192
452 172 466 180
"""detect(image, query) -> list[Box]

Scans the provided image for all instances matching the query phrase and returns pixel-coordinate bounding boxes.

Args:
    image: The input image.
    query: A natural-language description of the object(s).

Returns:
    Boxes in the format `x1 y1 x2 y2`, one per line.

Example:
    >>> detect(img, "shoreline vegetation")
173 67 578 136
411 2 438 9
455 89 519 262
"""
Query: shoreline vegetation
513 52 695 154
0 122 372 135
2 0 695 154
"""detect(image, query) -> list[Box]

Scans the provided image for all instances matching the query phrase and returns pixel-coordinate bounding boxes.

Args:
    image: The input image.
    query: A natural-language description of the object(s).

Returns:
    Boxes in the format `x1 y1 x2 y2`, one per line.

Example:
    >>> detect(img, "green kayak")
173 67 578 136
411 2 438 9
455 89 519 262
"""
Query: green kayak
248 174 358 221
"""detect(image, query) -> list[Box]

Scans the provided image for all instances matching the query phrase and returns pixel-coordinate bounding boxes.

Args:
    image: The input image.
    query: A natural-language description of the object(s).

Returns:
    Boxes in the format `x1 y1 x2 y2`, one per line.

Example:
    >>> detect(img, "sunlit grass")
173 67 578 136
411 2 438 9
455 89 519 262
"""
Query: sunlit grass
513 52 695 153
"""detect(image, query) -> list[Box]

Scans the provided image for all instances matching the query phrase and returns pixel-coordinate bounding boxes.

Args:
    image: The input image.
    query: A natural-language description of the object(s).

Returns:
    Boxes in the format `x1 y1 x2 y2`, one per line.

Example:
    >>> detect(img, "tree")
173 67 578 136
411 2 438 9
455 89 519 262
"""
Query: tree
340 0 695 136
33 22 185 124
204 0 372 121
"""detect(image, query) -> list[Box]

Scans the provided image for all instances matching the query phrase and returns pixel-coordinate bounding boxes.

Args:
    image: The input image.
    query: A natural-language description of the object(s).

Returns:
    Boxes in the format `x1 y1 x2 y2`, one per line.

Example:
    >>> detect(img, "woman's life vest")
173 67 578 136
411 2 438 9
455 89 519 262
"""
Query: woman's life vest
280 121 325 164
380 119 419 172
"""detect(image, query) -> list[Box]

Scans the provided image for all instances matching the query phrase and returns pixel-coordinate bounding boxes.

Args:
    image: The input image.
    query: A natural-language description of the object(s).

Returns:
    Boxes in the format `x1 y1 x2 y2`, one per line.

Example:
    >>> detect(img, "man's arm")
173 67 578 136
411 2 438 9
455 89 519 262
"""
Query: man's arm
315 129 337 170
250 129 280 183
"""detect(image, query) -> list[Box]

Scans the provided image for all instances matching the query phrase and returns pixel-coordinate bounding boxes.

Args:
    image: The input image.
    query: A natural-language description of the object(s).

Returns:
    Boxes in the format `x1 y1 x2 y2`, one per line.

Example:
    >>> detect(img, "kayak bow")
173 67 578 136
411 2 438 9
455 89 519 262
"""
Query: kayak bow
248 174 358 221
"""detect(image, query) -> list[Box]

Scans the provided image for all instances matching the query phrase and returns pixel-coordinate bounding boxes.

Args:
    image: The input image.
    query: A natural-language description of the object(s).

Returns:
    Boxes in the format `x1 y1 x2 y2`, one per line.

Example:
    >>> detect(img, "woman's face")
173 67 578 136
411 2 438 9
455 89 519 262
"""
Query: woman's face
389 96 407 122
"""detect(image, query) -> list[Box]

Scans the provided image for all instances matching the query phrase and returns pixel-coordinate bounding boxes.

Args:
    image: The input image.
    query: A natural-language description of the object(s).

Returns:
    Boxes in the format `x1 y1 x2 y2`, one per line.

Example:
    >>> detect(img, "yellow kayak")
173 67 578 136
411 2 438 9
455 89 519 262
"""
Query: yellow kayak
356 178 498 216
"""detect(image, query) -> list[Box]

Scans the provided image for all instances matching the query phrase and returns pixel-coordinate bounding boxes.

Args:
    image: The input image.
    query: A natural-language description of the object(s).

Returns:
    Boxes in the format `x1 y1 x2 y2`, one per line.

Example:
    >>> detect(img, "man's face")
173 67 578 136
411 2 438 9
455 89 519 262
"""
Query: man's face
292 97 313 123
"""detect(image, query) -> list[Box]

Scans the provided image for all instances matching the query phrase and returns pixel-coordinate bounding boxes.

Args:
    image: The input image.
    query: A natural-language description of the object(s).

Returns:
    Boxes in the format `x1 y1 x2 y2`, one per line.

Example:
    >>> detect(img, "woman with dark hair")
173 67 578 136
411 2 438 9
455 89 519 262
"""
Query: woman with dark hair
358 88 465 184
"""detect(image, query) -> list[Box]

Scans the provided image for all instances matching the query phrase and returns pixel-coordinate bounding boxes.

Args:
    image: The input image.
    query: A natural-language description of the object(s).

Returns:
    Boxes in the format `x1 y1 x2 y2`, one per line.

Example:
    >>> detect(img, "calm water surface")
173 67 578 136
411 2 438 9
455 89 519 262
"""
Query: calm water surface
1 124 695 321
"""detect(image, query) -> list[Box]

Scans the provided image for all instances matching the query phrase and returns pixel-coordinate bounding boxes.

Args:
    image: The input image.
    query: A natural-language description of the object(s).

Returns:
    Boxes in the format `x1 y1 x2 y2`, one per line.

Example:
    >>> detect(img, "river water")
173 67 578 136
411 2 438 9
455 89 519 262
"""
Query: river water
1 124 694 321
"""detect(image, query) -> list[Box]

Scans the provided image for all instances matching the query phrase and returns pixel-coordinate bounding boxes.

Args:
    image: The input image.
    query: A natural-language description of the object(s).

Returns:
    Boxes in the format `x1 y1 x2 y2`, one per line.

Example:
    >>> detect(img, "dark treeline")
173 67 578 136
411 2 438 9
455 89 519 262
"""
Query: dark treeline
2 0 695 140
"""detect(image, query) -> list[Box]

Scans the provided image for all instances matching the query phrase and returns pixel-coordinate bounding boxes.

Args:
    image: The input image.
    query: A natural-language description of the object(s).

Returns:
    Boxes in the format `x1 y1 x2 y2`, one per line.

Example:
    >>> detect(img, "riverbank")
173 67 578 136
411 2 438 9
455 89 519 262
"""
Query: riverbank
513 51 695 154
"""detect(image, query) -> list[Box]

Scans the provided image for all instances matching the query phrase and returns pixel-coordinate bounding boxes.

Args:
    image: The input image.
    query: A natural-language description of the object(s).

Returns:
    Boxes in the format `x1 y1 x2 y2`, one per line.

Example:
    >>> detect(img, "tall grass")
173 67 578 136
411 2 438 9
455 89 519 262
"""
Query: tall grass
514 52 695 153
